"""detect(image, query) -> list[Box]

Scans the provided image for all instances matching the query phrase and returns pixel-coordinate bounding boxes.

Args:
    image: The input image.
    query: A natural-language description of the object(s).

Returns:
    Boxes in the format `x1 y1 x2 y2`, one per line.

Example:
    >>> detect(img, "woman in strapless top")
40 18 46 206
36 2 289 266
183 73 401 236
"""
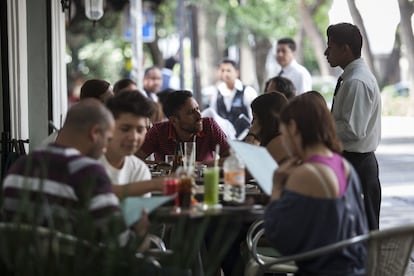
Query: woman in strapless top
264 91 368 276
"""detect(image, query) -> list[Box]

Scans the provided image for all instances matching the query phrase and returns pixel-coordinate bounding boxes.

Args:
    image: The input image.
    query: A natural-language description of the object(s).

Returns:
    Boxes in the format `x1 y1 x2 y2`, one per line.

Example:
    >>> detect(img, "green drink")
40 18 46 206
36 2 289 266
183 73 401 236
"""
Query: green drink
204 167 219 206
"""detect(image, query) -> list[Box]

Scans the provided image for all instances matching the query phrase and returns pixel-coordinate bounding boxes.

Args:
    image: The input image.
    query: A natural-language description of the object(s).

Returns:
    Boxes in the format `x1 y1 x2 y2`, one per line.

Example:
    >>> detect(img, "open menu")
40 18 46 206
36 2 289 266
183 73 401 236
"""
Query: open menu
228 140 278 195
121 195 175 226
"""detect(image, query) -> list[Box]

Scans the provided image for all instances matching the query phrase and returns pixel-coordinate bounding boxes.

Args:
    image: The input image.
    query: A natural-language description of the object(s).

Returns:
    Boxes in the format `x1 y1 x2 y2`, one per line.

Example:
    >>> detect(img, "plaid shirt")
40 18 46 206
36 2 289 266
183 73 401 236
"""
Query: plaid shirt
140 117 230 162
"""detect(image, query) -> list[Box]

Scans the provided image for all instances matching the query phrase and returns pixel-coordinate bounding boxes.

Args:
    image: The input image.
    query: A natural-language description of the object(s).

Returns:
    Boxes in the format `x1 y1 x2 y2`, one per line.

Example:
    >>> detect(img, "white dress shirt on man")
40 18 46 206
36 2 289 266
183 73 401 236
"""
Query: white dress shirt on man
279 60 312 94
331 58 381 153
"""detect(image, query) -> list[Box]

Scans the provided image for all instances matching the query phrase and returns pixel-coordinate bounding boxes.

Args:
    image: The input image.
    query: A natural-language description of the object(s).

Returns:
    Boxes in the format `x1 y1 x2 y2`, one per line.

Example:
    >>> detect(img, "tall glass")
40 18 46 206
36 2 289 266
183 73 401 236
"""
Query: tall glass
165 154 175 166
203 167 220 208
184 142 196 170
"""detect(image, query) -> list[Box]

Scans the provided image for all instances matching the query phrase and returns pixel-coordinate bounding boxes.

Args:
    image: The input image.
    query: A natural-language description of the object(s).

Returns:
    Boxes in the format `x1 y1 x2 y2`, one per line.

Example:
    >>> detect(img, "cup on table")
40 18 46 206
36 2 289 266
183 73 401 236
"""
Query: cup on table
178 176 193 208
165 154 175 166
163 177 179 206
195 163 207 179
183 142 196 170
203 167 220 209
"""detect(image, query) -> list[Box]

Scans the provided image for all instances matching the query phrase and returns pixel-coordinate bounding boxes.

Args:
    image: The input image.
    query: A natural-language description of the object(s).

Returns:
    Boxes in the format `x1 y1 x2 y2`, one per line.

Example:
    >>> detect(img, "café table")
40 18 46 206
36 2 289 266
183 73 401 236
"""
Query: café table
149 204 265 276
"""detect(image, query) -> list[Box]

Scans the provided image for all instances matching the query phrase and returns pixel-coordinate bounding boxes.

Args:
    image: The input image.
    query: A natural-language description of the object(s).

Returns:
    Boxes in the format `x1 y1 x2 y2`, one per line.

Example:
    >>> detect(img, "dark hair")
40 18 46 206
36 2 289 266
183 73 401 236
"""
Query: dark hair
264 76 296 99
277 38 296 52
163 90 193 118
80 79 111 100
157 88 175 107
251 92 288 146
280 91 342 153
113 78 137 95
327 23 362 57
105 90 155 119
164 57 177 70
144 66 161 77
219 57 239 70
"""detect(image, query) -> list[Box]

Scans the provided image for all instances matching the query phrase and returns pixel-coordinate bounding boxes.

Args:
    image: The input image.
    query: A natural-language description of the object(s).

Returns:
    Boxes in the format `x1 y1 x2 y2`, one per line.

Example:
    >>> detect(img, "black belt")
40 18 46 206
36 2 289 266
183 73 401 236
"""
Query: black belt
343 151 374 157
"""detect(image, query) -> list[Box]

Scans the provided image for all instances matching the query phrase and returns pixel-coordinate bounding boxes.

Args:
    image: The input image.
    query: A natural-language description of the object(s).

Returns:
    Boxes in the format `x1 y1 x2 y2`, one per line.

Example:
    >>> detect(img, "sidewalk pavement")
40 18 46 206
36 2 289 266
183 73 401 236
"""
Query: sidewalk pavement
377 116 414 275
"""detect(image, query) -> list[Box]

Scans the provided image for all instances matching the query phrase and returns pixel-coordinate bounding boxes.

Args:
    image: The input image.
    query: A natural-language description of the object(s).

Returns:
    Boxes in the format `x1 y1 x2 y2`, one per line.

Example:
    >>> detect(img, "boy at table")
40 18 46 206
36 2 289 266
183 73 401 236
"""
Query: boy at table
137 90 231 165
101 90 164 198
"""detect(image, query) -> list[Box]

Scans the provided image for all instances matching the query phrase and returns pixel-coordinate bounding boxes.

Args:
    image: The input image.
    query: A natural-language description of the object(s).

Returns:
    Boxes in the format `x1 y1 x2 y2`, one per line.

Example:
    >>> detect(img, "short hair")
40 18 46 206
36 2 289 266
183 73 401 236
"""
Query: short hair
164 57 177 70
277 37 296 52
64 98 113 132
163 90 193 118
264 76 296 99
144 66 161 77
219 57 239 70
105 90 155 119
251 92 288 146
113 78 137 95
280 91 342 153
157 88 175 107
80 79 111 100
327 23 362 57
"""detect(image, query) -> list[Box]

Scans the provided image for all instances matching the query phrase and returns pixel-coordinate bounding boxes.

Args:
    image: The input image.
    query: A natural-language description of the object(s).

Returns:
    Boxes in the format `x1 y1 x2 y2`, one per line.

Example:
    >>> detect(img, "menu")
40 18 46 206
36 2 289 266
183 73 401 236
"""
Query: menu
121 195 175 226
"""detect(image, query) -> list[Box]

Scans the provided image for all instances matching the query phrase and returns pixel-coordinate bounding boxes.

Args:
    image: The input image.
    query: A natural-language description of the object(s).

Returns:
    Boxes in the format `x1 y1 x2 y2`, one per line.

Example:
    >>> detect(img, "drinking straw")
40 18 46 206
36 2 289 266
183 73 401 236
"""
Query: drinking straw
214 144 220 168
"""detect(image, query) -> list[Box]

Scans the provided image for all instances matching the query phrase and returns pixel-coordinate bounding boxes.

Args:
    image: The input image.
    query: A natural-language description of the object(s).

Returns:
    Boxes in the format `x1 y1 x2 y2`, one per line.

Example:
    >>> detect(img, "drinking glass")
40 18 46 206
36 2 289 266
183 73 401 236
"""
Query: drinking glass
165 154 175 166
203 167 220 208
183 142 196 170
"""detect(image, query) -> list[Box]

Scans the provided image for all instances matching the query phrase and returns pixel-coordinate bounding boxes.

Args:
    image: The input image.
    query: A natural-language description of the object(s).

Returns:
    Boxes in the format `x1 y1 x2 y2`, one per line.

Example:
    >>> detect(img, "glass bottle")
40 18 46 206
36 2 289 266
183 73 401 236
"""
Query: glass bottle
223 149 245 203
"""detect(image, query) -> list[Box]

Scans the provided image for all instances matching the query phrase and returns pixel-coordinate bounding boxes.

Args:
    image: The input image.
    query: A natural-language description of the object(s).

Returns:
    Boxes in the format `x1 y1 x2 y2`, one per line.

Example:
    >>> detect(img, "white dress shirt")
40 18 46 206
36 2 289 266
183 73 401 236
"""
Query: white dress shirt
332 58 381 152
279 60 312 94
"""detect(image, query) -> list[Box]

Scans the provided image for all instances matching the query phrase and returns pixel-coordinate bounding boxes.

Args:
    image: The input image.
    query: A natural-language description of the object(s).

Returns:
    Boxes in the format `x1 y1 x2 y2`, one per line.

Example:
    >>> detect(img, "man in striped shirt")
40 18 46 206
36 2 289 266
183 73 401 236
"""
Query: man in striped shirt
1 99 133 242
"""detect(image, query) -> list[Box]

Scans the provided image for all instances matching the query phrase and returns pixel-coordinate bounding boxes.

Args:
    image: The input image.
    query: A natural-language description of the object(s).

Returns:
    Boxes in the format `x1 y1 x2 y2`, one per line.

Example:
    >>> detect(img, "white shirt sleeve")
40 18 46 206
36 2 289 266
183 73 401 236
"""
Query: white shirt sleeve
243 86 258 120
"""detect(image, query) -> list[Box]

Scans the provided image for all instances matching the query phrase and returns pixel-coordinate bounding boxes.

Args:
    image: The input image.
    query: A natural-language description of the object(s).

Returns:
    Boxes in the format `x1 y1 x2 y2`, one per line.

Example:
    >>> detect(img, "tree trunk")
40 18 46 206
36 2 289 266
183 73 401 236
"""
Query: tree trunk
188 5 202 105
145 40 163 67
346 0 378 80
381 27 401 87
197 4 222 89
295 23 305 64
253 36 272 93
397 0 414 110
300 0 332 76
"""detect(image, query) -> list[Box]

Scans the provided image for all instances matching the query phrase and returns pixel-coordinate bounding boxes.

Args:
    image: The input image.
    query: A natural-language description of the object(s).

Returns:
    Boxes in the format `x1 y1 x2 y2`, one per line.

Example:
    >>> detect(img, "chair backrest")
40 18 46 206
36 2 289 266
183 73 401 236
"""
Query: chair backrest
367 224 414 276
246 220 414 276
0 222 102 275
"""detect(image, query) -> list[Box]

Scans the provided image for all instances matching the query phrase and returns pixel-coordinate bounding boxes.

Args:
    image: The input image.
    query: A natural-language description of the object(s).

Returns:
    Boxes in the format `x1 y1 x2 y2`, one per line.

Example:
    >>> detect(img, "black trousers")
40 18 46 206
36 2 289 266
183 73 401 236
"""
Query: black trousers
343 151 381 230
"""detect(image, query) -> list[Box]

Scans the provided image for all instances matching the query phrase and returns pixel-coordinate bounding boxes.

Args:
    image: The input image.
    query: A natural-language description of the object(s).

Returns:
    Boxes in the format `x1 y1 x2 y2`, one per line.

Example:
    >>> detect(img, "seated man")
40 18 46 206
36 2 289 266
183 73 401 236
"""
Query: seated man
137 90 230 165
101 91 164 198
1 99 143 243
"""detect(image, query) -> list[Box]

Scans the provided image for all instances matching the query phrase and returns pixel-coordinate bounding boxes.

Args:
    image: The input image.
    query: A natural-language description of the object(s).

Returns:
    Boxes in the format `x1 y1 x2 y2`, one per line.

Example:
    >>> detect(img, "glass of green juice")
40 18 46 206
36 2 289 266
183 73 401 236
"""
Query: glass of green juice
203 167 221 209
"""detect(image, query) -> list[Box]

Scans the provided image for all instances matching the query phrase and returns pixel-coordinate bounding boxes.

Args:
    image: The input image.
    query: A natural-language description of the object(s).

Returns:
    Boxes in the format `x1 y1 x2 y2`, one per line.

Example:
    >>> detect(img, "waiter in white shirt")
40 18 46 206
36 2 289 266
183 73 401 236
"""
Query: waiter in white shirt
276 37 312 94
325 22 381 230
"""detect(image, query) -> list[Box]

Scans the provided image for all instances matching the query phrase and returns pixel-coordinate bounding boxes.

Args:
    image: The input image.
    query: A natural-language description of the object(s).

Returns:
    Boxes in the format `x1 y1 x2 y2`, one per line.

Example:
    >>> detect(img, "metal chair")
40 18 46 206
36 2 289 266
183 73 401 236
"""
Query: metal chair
245 219 414 276
0 222 168 275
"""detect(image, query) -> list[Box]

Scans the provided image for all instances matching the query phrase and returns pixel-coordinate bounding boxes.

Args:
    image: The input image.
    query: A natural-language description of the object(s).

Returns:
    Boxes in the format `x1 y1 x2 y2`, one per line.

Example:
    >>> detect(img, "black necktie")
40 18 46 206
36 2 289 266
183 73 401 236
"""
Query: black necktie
331 76 343 112
278 70 284 77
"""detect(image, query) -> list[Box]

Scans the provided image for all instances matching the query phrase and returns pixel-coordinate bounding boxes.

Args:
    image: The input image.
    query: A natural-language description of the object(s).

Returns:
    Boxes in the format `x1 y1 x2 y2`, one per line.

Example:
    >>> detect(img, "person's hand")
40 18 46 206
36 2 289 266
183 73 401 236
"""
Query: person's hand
132 209 150 237
154 177 165 191
132 209 151 252
271 157 300 200
249 118 261 135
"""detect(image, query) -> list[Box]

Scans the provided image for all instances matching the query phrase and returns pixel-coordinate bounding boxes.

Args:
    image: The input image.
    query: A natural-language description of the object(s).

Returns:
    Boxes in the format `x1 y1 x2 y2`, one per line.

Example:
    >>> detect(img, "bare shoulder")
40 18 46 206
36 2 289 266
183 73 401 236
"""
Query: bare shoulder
285 163 337 198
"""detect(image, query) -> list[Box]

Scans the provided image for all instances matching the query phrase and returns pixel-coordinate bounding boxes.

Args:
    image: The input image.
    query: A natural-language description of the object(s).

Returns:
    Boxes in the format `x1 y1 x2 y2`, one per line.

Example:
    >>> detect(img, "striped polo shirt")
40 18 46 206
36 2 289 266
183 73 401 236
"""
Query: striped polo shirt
2 144 124 239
